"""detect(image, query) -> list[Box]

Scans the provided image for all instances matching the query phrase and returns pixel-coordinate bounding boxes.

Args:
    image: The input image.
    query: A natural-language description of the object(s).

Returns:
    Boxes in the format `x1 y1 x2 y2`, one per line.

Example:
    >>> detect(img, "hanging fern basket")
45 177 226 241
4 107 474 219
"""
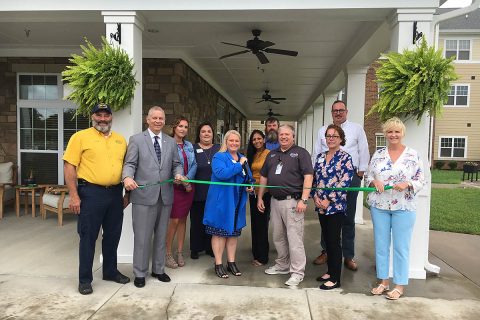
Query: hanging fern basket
369 37 458 122
62 37 138 116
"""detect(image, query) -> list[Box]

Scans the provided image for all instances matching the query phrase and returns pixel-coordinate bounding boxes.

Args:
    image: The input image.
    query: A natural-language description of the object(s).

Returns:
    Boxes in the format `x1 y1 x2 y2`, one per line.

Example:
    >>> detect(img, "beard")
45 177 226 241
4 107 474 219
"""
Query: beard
266 130 278 143
92 119 112 133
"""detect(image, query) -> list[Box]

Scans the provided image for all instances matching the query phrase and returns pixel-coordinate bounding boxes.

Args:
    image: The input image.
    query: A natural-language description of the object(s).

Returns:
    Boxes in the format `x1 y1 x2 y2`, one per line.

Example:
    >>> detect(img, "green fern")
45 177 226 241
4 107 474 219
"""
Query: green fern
62 37 138 116
369 37 458 122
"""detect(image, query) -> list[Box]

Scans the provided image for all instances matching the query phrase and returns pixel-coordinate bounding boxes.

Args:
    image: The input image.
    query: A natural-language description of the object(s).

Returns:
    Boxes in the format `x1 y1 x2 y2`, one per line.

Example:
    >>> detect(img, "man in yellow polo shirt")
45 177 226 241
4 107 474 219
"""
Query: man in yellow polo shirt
64 103 130 295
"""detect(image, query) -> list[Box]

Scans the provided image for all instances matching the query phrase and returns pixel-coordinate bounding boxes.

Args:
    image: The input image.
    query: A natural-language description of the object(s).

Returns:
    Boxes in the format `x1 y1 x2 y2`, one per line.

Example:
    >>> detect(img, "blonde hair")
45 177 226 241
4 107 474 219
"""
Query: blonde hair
382 117 406 137
220 130 241 152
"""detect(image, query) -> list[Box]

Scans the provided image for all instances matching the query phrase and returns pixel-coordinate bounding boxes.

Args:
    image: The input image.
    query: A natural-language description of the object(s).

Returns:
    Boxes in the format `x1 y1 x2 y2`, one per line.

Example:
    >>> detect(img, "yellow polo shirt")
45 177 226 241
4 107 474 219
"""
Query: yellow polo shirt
63 127 127 186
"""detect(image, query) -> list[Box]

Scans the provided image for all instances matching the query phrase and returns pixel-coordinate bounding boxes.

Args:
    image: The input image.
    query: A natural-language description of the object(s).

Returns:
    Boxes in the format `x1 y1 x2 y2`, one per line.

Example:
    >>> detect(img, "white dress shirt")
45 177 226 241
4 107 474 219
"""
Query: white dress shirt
148 128 162 150
314 120 370 172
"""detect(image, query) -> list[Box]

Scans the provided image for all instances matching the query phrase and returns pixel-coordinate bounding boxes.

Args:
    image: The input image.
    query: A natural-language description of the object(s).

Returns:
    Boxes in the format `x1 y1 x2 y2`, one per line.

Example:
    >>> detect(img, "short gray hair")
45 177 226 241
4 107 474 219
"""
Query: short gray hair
278 124 295 136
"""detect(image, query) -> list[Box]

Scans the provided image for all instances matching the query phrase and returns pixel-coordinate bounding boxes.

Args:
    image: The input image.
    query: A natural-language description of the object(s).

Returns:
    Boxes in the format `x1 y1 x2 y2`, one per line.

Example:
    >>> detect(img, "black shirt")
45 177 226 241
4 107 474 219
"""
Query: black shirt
260 144 313 198
193 143 220 202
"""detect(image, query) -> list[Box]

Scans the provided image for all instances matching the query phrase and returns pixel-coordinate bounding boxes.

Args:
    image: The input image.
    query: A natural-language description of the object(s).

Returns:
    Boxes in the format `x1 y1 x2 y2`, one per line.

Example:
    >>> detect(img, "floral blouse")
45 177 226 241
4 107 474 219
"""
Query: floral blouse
311 149 354 215
365 146 426 211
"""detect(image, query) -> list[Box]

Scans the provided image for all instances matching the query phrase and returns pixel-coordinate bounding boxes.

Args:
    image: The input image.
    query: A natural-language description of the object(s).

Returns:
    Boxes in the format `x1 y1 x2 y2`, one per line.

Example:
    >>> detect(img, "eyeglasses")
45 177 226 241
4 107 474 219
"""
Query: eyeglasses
332 109 346 114
325 135 340 139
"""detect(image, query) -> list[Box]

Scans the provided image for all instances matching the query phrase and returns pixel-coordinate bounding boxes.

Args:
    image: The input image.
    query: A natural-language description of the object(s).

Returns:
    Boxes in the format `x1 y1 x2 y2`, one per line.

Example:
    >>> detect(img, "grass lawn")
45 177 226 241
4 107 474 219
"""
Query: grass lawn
431 169 462 184
430 188 480 235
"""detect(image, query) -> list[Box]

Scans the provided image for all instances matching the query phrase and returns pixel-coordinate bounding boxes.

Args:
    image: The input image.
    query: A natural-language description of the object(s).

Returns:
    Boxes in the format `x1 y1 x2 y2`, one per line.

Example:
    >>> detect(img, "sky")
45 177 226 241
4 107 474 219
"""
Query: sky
441 0 473 7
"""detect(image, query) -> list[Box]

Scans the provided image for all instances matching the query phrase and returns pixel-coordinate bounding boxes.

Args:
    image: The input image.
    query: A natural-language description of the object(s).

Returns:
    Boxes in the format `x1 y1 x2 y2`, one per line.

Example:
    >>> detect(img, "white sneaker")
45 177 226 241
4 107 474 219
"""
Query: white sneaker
264 265 290 275
285 274 303 286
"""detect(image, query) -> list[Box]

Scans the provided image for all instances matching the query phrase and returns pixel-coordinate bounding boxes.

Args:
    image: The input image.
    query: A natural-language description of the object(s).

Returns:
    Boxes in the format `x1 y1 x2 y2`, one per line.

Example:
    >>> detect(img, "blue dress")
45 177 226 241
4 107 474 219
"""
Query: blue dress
203 151 254 237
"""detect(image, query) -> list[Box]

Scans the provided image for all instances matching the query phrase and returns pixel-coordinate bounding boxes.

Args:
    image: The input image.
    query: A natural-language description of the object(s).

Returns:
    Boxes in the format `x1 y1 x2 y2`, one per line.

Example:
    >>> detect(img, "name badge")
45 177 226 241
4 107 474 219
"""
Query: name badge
275 163 283 175
196 149 203 153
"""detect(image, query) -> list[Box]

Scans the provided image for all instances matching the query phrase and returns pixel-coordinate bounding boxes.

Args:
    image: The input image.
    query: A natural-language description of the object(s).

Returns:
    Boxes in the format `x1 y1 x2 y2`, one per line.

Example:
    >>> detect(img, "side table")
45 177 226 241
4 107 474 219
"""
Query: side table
15 185 45 218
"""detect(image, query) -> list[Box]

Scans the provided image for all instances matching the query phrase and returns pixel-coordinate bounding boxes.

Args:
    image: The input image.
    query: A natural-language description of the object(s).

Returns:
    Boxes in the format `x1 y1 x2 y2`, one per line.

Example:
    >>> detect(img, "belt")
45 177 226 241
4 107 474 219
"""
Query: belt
77 179 121 189
273 193 302 201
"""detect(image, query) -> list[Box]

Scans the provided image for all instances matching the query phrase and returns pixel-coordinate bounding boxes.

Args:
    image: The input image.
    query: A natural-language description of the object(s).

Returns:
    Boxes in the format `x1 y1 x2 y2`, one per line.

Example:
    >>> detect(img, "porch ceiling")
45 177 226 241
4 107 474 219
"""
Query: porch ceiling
0 7 414 120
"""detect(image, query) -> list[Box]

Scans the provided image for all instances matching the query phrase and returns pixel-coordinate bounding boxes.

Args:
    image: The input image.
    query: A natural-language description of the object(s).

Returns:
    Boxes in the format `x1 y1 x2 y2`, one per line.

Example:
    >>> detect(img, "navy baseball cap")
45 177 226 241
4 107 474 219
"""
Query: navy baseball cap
91 103 112 114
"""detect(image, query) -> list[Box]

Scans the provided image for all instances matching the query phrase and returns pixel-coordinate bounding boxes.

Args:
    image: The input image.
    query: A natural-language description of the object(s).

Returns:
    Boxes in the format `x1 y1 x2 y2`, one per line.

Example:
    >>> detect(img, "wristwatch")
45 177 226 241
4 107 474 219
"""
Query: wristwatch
301 198 308 205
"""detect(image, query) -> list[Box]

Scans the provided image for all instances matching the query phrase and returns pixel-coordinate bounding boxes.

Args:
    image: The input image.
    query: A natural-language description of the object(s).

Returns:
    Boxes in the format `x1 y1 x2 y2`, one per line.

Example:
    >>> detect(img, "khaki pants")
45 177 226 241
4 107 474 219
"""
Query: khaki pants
270 198 306 277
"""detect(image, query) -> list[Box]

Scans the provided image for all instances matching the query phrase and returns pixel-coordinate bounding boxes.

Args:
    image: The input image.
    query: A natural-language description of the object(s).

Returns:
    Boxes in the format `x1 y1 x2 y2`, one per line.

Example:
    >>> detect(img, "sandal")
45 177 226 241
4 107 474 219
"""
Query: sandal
251 259 264 267
371 283 389 295
177 251 185 267
214 264 229 278
316 273 331 282
386 288 403 300
227 261 242 276
165 254 178 269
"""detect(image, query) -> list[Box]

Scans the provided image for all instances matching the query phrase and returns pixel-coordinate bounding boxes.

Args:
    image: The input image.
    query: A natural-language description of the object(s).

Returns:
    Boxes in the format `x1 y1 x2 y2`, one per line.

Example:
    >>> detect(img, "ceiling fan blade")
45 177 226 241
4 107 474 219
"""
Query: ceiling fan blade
270 100 280 104
256 100 265 104
258 40 275 50
264 48 298 56
220 50 250 59
270 97 286 100
256 52 269 64
221 42 248 49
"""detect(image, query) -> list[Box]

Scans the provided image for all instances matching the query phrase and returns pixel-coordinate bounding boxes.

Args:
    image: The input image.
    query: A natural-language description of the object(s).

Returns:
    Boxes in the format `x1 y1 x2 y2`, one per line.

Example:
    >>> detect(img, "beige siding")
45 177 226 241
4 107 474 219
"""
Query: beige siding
433 63 480 161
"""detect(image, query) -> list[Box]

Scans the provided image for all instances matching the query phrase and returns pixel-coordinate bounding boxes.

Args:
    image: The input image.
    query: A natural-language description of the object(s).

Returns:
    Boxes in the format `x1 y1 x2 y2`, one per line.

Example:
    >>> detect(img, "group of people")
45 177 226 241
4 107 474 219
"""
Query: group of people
64 101 425 300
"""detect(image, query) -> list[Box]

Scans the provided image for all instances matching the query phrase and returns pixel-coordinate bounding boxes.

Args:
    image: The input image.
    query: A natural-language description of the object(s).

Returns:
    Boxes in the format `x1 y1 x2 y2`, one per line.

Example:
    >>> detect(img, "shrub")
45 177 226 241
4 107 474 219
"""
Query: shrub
369 37 458 122
434 161 444 170
62 37 138 116
448 161 458 170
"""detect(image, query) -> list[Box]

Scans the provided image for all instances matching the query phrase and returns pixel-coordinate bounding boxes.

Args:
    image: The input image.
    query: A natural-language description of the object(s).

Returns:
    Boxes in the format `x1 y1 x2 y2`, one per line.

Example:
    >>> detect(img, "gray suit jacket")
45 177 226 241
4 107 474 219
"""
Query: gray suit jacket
122 130 183 206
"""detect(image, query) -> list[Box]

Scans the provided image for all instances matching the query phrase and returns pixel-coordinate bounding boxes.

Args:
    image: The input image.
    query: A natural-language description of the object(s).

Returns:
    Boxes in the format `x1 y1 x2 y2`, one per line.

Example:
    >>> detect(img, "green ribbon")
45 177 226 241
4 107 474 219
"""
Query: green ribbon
137 178 392 192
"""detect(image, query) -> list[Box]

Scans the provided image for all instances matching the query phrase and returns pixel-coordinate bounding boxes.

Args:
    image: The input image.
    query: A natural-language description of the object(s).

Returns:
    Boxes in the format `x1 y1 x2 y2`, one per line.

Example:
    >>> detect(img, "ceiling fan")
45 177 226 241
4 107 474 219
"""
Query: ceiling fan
219 29 298 64
266 108 283 117
256 90 286 104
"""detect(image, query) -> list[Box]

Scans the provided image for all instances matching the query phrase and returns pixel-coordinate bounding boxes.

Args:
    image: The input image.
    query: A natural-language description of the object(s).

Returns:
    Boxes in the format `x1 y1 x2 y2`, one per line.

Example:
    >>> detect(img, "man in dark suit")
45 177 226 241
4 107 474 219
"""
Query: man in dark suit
122 106 185 288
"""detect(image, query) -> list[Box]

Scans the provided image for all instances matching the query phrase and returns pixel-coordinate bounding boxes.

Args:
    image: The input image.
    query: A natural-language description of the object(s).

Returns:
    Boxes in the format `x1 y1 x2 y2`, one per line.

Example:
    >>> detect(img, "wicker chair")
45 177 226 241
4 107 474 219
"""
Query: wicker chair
41 185 71 226
0 162 17 219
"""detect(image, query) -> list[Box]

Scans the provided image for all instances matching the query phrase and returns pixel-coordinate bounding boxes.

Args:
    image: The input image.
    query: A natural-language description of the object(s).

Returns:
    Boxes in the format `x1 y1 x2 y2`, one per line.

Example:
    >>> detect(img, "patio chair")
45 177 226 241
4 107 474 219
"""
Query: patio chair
40 185 71 226
0 162 17 219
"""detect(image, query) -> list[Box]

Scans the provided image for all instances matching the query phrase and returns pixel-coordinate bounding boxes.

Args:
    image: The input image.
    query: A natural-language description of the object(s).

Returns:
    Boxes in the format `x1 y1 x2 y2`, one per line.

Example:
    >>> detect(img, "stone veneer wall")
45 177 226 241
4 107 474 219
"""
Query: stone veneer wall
0 57 69 164
143 58 246 144
364 61 383 157
0 57 246 165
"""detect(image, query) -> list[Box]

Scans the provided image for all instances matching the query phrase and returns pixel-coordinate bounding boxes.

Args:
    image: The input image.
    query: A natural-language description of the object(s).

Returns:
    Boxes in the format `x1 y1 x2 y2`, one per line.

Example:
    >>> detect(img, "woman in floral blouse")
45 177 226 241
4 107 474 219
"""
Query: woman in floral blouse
312 124 354 290
365 117 425 300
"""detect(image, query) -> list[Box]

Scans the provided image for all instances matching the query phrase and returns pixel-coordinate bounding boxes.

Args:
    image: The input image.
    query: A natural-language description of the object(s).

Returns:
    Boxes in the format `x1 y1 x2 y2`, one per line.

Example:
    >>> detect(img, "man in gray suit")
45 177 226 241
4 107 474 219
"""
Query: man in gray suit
122 106 185 288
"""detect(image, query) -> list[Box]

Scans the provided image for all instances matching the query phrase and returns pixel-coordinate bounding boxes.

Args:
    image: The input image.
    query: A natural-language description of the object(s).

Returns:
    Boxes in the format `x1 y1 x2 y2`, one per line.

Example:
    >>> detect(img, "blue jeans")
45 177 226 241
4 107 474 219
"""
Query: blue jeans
320 173 360 259
370 207 416 285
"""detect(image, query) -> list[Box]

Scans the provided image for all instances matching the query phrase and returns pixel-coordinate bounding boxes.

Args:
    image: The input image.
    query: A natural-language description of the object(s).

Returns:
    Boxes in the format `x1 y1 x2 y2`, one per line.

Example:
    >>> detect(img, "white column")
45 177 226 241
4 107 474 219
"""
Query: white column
102 11 145 263
323 92 338 126
312 102 324 160
297 118 305 148
345 65 369 225
389 9 438 279
305 109 314 154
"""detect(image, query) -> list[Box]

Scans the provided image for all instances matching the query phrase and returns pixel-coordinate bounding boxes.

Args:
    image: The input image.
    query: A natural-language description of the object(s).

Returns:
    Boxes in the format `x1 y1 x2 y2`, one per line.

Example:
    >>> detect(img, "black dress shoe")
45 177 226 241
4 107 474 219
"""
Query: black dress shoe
134 277 145 288
151 272 171 282
320 282 341 290
103 272 130 284
191 251 199 259
78 283 93 295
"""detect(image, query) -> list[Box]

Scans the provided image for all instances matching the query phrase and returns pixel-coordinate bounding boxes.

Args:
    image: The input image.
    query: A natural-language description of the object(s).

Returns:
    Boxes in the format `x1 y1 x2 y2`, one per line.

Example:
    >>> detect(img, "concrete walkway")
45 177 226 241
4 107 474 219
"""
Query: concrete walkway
1 205 479 319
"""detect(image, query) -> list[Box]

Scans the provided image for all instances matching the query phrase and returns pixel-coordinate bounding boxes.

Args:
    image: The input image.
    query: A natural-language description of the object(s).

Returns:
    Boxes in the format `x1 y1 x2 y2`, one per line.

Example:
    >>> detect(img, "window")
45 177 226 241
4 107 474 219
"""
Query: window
445 39 471 60
375 134 386 151
17 73 88 184
446 84 469 106
439 136 467 158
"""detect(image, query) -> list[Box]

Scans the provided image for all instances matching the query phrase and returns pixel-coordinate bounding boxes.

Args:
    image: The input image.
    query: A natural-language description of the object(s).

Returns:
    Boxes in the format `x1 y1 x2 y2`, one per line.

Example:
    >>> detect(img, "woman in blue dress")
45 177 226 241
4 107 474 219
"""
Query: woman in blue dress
203 130 254 278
